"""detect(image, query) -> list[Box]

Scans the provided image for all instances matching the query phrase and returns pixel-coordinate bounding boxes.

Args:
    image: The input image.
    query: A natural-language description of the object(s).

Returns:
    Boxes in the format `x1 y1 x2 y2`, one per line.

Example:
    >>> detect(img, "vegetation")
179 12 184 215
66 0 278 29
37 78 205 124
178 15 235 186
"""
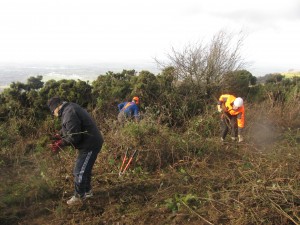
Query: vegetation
1 32 300 224
282 71 300 78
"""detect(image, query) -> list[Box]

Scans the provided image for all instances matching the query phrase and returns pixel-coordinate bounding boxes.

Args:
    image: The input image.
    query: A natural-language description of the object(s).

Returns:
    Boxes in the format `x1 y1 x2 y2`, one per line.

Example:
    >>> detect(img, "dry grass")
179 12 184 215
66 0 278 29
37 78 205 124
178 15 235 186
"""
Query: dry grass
1 100 300 225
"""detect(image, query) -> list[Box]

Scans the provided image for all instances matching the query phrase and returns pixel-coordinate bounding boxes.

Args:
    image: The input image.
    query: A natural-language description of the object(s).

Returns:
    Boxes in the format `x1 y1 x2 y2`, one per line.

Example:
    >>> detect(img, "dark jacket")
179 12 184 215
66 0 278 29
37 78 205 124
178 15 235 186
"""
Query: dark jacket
58 102 103 152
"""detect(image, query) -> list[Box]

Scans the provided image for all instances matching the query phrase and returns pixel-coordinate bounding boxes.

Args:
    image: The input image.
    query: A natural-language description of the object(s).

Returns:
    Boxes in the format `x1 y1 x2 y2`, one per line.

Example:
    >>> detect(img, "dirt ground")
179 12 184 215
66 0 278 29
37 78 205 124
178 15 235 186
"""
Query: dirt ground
2 135 300 225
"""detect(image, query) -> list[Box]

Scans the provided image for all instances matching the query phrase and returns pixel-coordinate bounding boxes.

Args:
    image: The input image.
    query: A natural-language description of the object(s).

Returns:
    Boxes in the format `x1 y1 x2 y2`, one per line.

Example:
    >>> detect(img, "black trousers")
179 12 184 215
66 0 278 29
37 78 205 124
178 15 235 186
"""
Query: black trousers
221 113 238 139
73 148 101 197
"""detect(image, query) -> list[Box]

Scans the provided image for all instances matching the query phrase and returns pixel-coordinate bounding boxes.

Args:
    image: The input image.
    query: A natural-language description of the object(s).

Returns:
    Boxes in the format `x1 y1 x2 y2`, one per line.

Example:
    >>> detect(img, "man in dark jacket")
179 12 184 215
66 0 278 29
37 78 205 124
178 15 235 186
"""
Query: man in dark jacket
48 96 104 206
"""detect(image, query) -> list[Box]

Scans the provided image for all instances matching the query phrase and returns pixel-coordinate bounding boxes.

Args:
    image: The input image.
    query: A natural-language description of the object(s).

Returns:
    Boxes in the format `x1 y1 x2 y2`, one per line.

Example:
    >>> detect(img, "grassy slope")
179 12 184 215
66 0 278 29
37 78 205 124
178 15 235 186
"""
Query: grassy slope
1 103 300 225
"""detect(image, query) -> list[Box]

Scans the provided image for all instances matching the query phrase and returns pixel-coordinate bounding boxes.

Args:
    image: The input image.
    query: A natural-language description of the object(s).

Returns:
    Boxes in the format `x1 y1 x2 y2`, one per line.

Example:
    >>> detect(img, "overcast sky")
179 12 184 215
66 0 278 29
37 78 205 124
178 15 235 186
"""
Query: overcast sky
0 0 299 76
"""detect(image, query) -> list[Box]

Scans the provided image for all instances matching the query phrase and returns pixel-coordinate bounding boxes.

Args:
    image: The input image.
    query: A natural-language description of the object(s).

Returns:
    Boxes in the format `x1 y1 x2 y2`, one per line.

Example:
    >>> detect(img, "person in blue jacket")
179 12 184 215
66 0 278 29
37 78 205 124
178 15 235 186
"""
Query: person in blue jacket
47 96 104 206
117 96 140 124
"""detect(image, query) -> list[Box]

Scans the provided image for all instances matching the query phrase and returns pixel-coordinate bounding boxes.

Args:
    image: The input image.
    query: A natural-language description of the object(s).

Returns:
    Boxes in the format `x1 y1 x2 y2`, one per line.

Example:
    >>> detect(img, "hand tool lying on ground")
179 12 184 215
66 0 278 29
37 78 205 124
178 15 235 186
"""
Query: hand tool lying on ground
119 148 137 177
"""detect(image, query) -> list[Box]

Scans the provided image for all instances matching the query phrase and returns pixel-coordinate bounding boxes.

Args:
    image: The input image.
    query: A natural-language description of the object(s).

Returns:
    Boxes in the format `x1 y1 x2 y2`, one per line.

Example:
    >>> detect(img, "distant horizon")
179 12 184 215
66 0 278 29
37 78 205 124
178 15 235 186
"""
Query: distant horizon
0 61 161 90
0 61 299 90
1 61 299 74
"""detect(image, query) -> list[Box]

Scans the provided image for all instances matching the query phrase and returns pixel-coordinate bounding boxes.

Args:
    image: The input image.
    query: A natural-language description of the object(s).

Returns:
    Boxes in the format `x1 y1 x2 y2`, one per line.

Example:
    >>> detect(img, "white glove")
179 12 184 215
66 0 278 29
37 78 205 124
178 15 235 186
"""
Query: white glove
217 105 222 113
238 135 244 142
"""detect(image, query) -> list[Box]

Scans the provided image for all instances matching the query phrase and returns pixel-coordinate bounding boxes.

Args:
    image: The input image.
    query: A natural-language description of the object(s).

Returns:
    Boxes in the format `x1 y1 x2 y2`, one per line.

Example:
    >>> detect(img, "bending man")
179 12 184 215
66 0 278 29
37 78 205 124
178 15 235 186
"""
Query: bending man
117 96 140 124
48 96 104 205
217 94 245 142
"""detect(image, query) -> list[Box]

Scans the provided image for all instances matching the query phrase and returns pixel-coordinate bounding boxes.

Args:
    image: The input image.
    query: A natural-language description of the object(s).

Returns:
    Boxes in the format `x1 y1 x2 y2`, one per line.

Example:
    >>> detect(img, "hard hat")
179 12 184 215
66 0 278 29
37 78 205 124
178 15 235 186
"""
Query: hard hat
132 96 139 104
233 97 243 108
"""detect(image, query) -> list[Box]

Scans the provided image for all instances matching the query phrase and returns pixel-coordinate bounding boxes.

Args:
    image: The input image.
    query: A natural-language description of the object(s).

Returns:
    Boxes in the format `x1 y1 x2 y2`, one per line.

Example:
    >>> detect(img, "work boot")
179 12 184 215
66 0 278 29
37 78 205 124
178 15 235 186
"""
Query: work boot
84 190 93 199
67 195 82 206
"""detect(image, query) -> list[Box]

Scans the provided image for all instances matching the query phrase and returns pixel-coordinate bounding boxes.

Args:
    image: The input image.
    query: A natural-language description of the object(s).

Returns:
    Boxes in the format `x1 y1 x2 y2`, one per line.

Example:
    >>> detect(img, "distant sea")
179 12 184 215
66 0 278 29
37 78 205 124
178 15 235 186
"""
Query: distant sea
0 62 159 92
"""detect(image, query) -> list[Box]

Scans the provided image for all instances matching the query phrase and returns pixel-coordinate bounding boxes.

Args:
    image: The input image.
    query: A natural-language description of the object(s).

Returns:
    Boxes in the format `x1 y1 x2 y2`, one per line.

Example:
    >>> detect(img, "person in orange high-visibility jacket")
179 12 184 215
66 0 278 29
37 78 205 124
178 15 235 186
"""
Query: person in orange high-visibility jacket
217 94 245 142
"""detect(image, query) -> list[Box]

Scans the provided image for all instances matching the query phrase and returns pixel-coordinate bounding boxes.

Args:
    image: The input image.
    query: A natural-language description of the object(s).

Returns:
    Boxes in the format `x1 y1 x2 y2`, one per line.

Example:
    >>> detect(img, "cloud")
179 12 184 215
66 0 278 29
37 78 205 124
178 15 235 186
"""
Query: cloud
206 0 300 24
0 0 299 75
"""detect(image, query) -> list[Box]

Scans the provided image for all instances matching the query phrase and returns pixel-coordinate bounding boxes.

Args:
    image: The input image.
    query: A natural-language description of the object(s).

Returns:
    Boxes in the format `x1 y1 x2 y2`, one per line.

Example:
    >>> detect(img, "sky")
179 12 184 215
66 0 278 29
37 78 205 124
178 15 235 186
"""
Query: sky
0 0 300 76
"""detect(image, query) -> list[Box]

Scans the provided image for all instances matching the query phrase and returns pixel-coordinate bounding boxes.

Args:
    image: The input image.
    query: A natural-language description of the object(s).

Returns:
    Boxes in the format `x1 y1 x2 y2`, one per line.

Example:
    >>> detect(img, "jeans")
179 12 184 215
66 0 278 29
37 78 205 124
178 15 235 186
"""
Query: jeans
73 149 100 197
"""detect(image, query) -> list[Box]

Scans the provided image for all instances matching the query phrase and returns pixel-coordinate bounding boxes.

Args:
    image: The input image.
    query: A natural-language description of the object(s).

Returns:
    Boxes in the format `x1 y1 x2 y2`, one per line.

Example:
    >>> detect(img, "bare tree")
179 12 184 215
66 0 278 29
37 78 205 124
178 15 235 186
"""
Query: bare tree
156 30 246 98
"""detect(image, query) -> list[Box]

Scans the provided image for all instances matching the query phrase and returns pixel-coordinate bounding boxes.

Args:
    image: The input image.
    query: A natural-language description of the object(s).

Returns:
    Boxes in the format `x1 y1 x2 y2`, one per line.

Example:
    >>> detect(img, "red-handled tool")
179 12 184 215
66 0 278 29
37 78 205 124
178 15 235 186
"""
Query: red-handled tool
119 149 137 177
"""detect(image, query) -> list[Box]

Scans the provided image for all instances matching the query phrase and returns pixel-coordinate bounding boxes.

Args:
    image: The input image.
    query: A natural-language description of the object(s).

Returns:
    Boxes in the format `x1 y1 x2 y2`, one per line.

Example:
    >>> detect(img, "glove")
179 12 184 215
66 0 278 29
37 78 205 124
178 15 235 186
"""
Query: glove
54 133 62 140
52 134 62 141
49 131 62 141
217 105 223 113
238 135 244 142
49 139 63 153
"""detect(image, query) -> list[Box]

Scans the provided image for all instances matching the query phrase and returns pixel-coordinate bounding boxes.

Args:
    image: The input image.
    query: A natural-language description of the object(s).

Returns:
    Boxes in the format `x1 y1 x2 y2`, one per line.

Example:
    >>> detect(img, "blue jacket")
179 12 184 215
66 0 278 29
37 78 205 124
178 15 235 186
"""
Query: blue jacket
118 101 139 120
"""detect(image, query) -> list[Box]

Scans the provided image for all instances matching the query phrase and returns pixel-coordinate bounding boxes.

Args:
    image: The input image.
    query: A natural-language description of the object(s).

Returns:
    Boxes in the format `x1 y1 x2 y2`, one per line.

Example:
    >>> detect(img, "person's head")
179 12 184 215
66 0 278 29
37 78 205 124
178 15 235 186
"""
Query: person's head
132 96 139 105
47 96 63 116
233 97 243 110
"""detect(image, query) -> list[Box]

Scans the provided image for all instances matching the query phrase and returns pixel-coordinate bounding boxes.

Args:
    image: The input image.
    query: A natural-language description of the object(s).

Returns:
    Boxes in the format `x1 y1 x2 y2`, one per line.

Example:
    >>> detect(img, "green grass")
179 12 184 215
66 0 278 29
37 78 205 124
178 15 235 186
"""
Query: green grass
282 71 300 78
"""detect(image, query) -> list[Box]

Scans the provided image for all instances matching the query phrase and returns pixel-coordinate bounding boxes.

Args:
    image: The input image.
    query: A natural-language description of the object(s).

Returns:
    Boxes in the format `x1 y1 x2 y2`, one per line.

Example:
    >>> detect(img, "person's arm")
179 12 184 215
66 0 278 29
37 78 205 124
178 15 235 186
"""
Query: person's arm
61 113 82 146
237 106 245 130
217 95 226 112
118 102 125 111
217 104 222 112
237 107 245 142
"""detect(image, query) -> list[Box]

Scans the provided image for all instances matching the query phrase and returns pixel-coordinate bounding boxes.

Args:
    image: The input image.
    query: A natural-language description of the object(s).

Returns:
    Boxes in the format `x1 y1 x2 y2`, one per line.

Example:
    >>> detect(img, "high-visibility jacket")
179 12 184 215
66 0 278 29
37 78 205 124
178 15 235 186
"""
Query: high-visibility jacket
218 94 245 128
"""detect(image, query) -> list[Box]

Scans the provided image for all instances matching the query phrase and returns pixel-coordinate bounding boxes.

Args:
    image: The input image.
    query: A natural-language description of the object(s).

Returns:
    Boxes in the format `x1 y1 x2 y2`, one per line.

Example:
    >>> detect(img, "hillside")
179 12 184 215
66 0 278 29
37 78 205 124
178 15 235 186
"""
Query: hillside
1 102 300 225
282 71 300 78
256 70 300 84
1 70 300 224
